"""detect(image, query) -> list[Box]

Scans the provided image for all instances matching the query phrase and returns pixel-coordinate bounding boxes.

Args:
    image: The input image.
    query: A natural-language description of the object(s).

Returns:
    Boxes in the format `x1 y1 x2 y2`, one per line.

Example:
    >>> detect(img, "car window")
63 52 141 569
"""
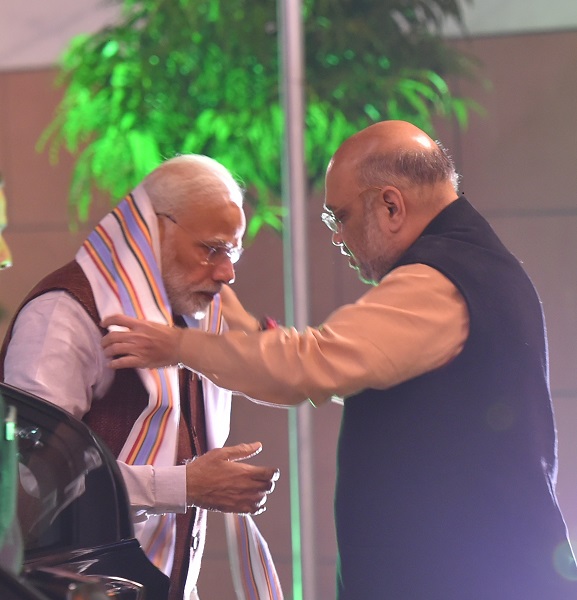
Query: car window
0 383 133 558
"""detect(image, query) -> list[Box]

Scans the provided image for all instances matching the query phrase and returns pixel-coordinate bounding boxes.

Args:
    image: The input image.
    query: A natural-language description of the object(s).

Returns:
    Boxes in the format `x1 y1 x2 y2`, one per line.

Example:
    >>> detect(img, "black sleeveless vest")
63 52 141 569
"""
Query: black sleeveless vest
335 197 576 599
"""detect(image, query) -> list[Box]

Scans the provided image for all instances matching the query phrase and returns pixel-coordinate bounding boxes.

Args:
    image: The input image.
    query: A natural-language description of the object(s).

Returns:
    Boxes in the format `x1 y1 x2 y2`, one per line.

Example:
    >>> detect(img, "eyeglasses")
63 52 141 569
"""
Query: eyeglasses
156 212 243 265
321 211 342 234
321 186 385 234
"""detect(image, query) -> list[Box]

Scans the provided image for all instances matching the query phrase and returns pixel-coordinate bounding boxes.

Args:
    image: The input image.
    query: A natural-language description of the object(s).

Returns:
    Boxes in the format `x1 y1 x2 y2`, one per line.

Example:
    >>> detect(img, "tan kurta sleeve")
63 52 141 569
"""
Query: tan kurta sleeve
181 263 469 407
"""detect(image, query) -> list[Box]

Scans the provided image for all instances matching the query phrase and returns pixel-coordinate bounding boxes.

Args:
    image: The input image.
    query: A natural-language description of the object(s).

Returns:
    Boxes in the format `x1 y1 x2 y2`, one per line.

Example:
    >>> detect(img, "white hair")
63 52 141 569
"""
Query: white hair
142 154 244 217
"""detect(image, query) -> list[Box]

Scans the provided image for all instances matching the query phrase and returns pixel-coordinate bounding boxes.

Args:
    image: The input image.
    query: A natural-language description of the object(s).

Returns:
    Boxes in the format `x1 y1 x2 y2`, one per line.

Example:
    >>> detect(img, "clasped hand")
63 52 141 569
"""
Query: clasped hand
186 442 279 515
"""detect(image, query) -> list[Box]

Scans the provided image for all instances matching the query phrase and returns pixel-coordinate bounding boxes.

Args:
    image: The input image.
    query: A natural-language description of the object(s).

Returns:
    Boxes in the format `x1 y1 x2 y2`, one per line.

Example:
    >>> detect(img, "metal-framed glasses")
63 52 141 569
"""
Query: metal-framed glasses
321 211 342 234
156 212 243 265
321 186 386 234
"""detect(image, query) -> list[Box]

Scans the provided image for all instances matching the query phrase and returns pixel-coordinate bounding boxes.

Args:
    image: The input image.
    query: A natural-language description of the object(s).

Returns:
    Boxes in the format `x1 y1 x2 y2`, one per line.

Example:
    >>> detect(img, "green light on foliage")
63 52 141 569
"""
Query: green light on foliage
332 86 345 100
326 53 339 66
364 104 381 121
39 0 482 238
378 56 391 69
101 40 119 58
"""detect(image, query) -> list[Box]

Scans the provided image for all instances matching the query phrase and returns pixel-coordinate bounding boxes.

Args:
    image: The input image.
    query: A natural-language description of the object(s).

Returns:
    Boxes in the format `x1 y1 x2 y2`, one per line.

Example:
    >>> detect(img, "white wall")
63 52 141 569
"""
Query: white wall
0 0 118 71
2 1 577 71
443 0 577 37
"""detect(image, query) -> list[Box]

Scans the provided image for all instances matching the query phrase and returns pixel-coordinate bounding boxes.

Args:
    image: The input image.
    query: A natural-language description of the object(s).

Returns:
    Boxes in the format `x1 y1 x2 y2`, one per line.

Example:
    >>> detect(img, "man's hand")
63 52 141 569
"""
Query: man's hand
101 314 184 369
219 284 260 332
186 442 279 515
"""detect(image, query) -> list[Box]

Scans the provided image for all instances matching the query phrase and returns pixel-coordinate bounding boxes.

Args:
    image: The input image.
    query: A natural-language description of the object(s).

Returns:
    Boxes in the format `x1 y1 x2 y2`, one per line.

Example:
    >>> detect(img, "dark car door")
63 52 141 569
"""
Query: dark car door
0 382 169 600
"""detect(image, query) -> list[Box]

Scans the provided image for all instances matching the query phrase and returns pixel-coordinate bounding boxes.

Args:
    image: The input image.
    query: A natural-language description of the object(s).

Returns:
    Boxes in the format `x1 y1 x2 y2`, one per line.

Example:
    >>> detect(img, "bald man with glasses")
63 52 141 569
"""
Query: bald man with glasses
101 123 577 599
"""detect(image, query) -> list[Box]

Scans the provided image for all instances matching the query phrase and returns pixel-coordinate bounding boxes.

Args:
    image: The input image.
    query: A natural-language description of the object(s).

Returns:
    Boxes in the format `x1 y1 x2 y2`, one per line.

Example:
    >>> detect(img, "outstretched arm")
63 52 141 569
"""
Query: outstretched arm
101 313 310 405
102 265 469 407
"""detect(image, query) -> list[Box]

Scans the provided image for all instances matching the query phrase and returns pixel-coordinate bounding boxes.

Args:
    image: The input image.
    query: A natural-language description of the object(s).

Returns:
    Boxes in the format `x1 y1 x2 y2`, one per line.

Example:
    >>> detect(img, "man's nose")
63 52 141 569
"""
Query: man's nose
331 230 344 247
212 258 236 284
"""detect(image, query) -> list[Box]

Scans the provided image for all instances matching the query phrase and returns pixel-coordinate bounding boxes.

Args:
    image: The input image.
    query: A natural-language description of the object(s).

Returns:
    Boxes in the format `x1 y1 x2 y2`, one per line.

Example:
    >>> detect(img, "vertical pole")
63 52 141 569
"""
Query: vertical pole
277 1 316 599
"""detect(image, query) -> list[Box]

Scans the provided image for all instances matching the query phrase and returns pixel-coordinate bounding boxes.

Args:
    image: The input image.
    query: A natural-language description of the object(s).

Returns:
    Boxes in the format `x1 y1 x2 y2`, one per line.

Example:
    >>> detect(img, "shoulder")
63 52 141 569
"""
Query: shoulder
15 291 101 341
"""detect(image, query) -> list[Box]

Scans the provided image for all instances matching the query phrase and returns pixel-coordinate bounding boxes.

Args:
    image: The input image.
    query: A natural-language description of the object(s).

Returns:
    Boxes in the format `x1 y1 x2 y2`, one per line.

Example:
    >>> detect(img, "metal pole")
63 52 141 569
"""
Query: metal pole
277 1 316 599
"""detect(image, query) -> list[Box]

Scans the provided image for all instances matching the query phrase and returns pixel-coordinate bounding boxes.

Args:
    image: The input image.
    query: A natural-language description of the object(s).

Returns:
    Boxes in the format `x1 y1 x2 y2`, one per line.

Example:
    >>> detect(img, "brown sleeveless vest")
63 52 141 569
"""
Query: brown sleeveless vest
0 261 207 599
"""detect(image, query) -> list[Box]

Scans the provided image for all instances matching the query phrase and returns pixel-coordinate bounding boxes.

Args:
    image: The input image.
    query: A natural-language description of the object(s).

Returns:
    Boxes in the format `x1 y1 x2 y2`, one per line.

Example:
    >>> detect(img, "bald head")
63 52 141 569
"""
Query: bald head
336 120 436 157
330 120 459 202
323 122 460 283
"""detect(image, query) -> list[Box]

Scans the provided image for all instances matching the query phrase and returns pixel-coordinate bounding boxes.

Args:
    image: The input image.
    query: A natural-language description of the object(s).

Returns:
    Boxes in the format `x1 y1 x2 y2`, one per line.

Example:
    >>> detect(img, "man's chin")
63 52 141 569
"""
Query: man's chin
172 298 210 320
346 252 387 285
190 292 219 319
169 290 219 319
355 263 381 286
190 298 211 319
358 272 375 285
347 257 366 279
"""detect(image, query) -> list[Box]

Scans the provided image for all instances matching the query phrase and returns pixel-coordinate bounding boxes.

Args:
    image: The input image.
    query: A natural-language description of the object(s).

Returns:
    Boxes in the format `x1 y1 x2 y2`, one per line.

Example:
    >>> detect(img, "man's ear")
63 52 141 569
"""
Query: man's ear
380 186 406 233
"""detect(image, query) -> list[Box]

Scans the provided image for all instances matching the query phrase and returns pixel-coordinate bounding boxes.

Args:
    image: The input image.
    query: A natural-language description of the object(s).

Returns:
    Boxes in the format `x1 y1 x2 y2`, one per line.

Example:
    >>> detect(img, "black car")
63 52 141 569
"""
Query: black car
0 381 169 600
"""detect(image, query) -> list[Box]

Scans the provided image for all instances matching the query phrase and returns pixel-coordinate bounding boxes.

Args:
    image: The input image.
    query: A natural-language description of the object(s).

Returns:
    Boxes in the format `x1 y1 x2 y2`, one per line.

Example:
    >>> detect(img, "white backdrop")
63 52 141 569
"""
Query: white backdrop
0 0 118 71
1 0 577 71
443 0 577 37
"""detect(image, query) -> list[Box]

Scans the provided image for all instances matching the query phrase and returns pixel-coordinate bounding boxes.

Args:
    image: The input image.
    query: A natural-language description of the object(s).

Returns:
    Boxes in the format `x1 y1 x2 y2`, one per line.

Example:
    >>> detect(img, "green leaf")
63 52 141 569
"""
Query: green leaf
38 0 481 235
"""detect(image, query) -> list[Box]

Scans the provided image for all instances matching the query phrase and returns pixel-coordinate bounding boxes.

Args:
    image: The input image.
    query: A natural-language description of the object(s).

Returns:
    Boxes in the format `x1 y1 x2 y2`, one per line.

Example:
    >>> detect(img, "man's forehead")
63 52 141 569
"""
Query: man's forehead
180 200 245 237
325 159 358 207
